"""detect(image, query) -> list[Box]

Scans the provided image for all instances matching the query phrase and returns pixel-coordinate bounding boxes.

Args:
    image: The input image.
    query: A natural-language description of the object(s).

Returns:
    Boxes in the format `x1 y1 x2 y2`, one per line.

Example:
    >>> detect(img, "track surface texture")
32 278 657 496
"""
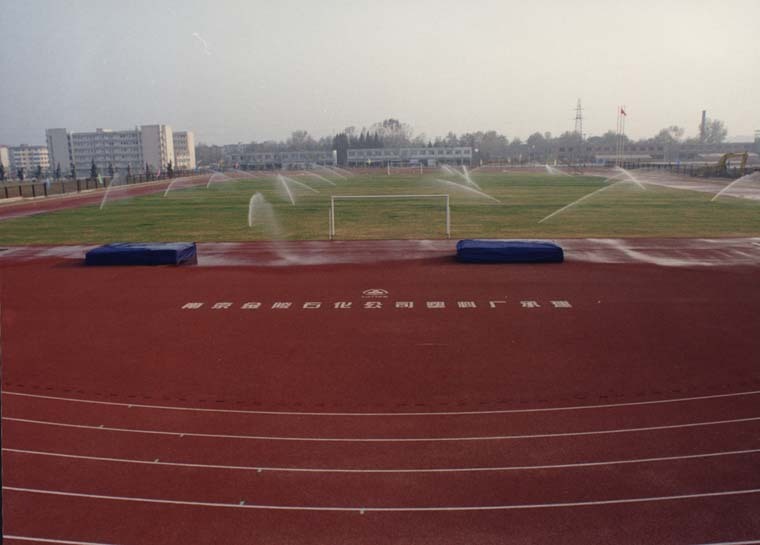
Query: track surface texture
1 240 760 544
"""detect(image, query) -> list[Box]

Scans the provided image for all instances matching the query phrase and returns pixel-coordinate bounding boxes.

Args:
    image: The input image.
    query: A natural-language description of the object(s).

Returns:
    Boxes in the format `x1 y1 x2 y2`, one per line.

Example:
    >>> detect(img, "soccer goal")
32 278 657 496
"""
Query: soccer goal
329 194 450 240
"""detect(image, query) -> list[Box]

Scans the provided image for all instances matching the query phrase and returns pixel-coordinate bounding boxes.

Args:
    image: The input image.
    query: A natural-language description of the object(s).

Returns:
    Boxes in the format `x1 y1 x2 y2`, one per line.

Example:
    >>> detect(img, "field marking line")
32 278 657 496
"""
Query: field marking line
5 486 760 512
5 415 760 443
4 389 760 417
3 536 121 545
690 541 760 545
4 447 760 474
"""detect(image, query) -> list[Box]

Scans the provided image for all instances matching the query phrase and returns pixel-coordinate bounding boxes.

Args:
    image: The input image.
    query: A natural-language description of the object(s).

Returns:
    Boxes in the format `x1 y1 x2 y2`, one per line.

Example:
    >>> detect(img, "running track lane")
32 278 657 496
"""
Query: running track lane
2 255 760 543
2 260 759 406
4 489 760 545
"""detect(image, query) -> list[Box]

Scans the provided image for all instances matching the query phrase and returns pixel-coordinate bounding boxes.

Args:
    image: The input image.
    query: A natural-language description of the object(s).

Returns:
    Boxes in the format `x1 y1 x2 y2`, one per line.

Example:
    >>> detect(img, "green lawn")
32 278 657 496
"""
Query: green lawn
1 172 759 244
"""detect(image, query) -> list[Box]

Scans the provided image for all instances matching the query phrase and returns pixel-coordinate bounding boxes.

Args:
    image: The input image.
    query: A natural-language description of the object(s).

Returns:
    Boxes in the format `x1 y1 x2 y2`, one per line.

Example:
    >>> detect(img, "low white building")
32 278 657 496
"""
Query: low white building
347 147 472 167
230 149 337 170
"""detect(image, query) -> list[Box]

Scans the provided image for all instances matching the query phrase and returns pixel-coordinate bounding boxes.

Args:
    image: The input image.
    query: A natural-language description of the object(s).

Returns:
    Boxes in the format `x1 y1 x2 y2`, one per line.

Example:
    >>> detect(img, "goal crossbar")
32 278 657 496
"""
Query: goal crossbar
329 194 450 240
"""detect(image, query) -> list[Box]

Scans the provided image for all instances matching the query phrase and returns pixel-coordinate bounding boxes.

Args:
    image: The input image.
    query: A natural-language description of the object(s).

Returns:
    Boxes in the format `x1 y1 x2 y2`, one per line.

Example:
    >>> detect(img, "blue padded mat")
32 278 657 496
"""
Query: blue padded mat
85 242 197 266
456 239 563 264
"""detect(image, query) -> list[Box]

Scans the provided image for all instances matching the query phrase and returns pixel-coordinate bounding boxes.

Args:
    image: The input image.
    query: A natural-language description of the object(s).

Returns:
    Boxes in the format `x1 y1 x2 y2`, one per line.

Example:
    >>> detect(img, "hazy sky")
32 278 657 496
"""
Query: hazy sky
1 0 758 145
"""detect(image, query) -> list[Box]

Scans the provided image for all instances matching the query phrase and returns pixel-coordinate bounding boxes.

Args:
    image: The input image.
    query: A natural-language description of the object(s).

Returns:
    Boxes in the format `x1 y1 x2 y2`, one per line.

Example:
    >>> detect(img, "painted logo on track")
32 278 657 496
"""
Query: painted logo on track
362 289 389 298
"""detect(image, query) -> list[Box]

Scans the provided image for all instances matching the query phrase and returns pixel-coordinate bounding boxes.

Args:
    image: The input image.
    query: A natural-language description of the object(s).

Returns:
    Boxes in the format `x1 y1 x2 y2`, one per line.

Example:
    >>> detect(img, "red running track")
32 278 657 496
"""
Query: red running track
1 250 760 544
0 175 211 221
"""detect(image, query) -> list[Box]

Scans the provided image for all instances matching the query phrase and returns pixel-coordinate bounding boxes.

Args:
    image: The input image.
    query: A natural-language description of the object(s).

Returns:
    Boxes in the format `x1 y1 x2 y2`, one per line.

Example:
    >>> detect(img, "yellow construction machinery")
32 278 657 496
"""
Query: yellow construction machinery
716 152 748 176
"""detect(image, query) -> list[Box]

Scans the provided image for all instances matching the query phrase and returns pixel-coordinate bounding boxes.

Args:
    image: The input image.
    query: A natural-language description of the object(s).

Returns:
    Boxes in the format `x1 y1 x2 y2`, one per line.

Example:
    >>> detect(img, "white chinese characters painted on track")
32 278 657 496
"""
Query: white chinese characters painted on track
182 300 574 311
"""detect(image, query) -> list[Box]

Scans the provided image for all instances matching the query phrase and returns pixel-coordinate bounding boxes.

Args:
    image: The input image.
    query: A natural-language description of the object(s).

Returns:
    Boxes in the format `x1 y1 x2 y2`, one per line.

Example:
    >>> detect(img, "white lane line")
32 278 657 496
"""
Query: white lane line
5 486 760 512
5 447 760 474
3 536 121 545
691 541 760 545
4 389 760 417
5 415 760 443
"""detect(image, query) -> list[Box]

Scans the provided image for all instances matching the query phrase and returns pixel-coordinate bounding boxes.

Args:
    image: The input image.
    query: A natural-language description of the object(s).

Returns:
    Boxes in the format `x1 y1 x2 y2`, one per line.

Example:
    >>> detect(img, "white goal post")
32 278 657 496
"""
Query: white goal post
329 194 450 240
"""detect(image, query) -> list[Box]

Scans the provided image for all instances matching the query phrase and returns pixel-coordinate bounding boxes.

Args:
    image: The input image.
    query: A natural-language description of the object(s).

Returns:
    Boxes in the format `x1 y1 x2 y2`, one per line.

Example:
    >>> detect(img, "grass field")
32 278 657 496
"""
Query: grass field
1 171 760 244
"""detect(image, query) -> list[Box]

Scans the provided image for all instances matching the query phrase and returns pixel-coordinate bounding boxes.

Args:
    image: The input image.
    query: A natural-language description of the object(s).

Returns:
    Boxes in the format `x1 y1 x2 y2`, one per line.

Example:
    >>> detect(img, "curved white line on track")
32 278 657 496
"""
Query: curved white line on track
4 389 760 417
5 415 760 443
5 447 760 474
3 537 121 545
5 486 760 512
691 541 760 545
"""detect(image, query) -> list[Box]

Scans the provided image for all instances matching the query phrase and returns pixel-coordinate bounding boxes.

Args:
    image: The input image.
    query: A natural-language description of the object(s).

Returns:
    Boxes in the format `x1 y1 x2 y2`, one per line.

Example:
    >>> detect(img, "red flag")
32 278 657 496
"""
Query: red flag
620 107 627 116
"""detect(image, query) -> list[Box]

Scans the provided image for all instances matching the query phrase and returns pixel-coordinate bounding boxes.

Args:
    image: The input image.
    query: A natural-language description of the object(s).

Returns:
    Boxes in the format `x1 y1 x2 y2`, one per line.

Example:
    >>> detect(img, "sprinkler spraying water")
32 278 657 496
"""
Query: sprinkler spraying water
277 174 297 205
611 167 647 190
461 165 481 190
433 179 500 203
280 175 319 194
545 164 572 176
314 164 346 180
441 164 481 189
163 177 185 197
206 171 231 189
329 165 353 177
538 181 626 223
710 172 760 202
248 192 263 227
302 171 336 186
99 173 125 210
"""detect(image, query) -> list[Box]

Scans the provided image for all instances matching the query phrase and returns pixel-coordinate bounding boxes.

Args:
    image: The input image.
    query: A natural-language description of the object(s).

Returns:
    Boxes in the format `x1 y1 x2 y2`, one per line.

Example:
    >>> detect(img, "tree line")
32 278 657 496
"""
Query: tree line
194 117 732 166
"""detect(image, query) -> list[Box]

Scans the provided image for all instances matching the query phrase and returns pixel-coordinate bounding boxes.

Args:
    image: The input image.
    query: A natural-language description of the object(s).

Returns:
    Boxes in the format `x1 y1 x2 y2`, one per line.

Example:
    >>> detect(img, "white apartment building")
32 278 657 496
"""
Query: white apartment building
0 146 10 171
46 128 72 173
173 131 196 170
140 125 174 173
46 124 195 177
69 129 143 175
9 144 50 175
347 147 472 167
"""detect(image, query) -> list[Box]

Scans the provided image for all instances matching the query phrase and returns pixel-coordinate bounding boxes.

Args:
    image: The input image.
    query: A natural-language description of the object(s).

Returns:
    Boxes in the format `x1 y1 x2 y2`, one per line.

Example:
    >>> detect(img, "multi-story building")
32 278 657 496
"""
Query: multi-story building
346 147 472 167
0 146 10 172
173 131 196 170
46 124 194 177
69 129 143 175
9 144 50 176
139 125 174 173
45 128 72 174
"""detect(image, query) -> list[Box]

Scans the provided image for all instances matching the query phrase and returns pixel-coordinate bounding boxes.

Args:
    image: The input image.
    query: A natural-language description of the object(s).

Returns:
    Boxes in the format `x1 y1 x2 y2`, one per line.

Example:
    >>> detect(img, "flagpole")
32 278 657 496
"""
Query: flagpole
616 106 620 167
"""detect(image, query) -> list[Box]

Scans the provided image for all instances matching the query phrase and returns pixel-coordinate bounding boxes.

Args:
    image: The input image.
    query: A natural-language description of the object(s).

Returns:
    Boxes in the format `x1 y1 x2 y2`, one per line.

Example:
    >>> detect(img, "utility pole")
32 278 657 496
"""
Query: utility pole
574 99 584 166
700 110 707 144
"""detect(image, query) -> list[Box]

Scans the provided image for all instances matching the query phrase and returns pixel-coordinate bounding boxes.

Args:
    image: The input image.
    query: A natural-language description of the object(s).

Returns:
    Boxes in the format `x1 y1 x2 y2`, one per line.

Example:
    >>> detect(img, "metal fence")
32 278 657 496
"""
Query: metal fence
0 170 198 201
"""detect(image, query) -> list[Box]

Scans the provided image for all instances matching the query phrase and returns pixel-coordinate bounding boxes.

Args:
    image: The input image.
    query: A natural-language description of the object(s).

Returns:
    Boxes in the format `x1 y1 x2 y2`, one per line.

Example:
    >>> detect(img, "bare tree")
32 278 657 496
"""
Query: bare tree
703 119 727 144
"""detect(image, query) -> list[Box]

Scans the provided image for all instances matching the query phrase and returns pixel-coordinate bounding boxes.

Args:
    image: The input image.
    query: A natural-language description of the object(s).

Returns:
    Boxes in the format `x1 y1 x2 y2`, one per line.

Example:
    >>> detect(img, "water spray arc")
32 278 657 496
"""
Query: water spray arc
302 171 336 186
611 167 647 191
206 171 231 189
538 181 626 223
280 176 319 194
277 174 296 205
710 172 760 202
99 173 125 210
433 179 500 203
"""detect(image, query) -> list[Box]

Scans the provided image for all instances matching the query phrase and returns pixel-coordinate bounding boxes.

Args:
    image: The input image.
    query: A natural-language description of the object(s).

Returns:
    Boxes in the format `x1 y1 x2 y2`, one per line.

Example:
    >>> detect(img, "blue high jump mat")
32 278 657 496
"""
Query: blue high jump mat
456 239 563 264
85 242 197 266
